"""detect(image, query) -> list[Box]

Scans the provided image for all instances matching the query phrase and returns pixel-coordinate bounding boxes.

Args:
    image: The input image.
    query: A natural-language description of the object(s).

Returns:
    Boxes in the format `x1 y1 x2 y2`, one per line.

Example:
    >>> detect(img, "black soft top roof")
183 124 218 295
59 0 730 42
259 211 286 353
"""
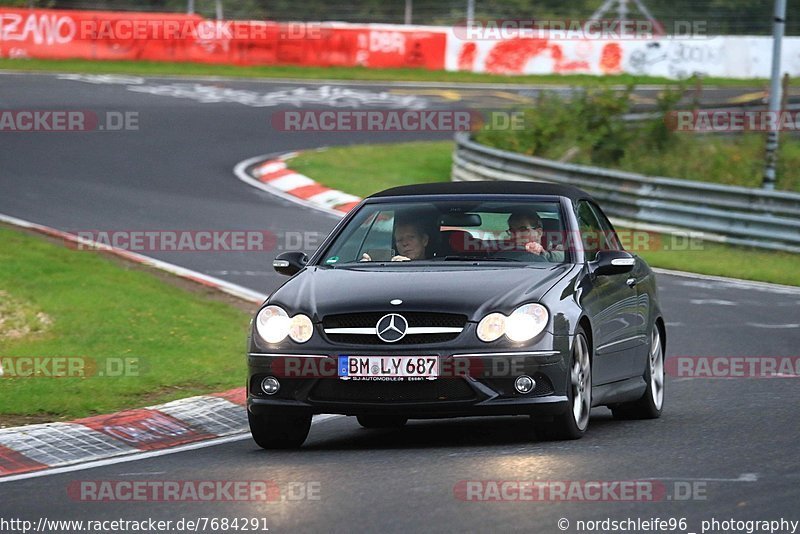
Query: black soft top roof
369 181 593 202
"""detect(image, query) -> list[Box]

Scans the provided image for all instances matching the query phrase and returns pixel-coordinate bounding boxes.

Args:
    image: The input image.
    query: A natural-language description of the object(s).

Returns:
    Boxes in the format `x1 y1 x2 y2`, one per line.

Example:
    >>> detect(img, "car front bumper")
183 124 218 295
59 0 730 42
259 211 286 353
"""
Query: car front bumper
246 343 572 419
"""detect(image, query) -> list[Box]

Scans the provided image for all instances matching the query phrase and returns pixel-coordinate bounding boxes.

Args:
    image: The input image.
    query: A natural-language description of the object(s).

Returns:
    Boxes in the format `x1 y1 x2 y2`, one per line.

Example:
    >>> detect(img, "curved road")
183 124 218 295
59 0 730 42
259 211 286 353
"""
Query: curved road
1 72 798 533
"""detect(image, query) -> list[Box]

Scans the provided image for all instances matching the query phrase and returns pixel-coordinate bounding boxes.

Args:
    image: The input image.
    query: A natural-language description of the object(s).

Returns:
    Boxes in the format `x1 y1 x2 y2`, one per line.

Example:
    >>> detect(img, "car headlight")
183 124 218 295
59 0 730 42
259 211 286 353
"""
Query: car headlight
477 304 548 343
289 314 313 343
256 306 314 344
505 303 549 342
477 312 506 342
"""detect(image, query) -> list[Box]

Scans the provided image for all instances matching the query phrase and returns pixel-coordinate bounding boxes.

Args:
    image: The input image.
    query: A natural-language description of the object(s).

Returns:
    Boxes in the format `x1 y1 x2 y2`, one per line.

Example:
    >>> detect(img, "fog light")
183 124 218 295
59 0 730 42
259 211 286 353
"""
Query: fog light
261 376 280 395
514 375 535 394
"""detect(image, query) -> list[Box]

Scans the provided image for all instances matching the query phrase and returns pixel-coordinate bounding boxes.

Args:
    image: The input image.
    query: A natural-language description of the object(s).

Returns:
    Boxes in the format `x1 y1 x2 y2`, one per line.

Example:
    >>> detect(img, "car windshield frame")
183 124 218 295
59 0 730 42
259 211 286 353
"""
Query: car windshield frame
309 194 576 267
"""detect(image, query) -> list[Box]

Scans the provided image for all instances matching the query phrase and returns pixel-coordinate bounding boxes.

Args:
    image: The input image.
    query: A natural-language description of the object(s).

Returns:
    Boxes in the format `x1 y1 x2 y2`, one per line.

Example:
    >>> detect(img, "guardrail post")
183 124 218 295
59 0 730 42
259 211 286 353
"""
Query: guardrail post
762 0 787 190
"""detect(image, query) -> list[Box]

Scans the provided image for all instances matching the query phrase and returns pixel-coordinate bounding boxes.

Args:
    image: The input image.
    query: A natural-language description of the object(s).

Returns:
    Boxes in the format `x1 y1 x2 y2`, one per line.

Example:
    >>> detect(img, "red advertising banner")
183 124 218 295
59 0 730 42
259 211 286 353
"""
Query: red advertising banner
0 8 446 70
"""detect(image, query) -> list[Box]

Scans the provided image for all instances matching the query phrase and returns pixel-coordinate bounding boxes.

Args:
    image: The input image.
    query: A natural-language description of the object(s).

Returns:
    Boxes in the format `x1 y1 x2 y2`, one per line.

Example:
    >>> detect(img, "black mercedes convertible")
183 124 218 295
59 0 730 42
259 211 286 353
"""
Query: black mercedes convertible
247 181 666 448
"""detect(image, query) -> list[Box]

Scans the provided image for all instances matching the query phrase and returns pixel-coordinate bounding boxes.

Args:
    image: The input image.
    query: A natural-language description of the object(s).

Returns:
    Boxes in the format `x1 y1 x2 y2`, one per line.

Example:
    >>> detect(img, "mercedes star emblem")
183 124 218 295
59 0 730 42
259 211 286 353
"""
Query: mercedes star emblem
375 313 408 343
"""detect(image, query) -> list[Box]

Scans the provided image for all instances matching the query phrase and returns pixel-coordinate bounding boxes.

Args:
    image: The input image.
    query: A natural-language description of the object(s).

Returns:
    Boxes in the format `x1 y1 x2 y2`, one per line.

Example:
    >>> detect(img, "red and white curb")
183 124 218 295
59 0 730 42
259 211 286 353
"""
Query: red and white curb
0 389 246 480
0 214 276 481
233 152 361 218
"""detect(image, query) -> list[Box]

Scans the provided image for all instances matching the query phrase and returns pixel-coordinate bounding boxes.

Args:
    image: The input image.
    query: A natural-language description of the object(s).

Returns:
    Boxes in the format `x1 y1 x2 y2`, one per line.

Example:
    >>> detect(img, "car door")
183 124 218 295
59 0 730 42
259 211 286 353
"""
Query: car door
588 202 650 377
575 200 641 385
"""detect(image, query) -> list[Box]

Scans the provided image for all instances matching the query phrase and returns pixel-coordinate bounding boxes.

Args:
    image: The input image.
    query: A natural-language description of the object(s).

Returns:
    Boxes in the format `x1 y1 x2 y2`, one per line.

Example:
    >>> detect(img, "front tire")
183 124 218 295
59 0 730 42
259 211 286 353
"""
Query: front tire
536 329 591 440
611 325 664 420
248 409 312 449
356 414 408 429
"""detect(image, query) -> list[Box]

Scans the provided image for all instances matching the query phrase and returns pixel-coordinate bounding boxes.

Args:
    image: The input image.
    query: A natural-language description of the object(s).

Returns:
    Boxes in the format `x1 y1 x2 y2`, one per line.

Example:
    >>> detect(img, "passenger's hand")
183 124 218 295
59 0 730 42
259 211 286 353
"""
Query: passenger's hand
525 241 545 255
360 253 372 262
391 255 411 262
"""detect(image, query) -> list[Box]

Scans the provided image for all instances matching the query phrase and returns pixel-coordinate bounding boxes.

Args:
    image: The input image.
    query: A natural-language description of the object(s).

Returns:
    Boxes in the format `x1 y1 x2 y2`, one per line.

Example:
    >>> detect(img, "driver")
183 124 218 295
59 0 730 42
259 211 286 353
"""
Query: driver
360 220 430 262
507 210 565 262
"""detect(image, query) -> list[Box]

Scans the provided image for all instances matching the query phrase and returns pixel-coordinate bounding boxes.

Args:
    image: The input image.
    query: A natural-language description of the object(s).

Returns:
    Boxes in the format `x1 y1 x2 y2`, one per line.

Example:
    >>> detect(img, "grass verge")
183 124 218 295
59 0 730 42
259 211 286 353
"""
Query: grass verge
291 141 800 286
0 225 253 425
0 57 768 87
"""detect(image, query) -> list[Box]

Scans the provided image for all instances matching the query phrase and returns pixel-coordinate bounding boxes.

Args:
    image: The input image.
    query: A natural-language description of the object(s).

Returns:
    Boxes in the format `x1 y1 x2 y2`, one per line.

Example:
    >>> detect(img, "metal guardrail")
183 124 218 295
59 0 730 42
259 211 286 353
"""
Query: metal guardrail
451 131 800 253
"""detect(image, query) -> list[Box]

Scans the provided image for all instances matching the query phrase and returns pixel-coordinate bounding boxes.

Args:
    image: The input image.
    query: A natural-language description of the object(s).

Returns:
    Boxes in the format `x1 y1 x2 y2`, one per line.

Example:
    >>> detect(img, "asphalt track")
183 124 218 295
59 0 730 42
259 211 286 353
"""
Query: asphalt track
1 72 799 533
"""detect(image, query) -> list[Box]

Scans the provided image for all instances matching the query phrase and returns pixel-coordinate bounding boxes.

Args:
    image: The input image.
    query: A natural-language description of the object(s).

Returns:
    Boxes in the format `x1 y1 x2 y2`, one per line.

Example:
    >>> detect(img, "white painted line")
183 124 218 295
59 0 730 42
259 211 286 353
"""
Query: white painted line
656 473 758 482
0 414 343 484
745 323 800 329
689 299 737 306
653 267 800 294
278 151 300 161
0 434 251 483
233 154 345 219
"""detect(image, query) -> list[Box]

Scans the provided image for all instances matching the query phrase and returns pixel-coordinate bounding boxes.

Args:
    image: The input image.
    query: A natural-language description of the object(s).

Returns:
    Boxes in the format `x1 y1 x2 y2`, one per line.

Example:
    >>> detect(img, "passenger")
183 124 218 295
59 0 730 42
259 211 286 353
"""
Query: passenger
507 210 565 262
360 220 431 262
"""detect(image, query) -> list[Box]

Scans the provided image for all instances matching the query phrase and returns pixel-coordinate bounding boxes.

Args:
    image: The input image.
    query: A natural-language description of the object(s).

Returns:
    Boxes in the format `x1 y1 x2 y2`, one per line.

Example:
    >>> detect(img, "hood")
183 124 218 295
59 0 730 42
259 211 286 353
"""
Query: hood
267 264 575 322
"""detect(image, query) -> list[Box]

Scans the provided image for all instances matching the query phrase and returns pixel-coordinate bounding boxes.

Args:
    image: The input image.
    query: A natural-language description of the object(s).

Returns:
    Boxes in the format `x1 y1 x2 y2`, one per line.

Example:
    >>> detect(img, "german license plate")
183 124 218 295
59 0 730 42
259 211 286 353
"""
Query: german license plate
338 356 438 379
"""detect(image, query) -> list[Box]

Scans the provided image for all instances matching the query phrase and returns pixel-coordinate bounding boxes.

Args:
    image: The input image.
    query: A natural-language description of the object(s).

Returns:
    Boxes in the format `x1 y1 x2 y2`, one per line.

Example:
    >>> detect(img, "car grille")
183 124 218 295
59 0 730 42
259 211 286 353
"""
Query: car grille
322 311 467 345
309 378 476 403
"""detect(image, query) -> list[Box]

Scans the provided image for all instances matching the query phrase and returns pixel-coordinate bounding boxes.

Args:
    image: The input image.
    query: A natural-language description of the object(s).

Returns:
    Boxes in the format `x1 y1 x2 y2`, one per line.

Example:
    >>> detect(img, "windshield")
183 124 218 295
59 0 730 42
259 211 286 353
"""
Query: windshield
317 199 570 266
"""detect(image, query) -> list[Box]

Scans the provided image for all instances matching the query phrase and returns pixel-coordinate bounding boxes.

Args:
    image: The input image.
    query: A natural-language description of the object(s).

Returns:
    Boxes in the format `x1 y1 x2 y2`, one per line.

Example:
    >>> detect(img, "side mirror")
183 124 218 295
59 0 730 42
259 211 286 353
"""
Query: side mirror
592 250 636 276
273 251 308 276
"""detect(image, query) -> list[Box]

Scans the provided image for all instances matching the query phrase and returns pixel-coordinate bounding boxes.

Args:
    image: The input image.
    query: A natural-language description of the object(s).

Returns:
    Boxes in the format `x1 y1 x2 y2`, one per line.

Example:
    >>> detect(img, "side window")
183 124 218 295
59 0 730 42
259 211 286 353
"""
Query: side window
325 211 375 263
588 202 622 251
575 201 609 262
324 211 393 263
358 211 396 260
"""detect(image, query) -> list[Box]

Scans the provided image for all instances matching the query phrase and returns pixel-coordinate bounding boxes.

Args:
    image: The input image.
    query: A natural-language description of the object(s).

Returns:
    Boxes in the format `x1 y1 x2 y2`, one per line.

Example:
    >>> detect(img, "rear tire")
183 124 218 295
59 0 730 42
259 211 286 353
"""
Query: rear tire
248 409 312 449
611 325 664 420
356 414 408 429
536 329 591 440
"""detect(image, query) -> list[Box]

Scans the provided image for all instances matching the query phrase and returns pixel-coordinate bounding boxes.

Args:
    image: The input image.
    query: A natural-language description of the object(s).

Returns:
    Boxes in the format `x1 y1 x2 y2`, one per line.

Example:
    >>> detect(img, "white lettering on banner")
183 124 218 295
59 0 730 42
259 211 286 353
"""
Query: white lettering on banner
0 13 76 45
370 31 405 54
